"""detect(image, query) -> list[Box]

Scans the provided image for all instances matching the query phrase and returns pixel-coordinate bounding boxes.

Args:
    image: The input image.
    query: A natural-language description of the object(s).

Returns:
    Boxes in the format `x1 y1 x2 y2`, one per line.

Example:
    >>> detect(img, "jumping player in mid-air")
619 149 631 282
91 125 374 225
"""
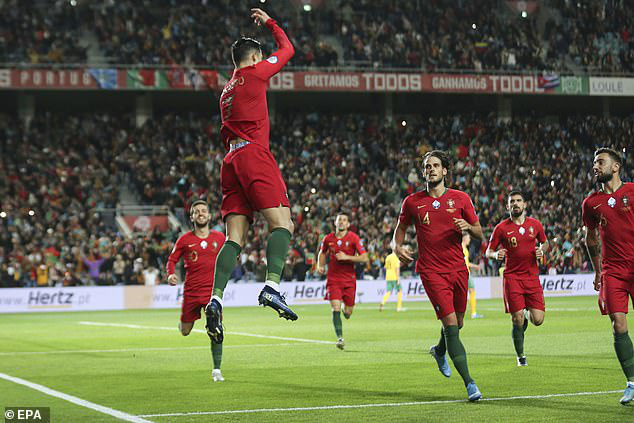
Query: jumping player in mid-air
392 150 483 401
205 8 298 344
486 191 548 367
167 200 226 381
317 213 368 350
582 148 634 404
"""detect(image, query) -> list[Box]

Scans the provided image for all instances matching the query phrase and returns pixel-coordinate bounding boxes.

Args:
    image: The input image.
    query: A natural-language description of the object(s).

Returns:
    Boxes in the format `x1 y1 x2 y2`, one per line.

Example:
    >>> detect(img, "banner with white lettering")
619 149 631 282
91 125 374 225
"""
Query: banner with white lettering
0 287 123 313
589 77 634 96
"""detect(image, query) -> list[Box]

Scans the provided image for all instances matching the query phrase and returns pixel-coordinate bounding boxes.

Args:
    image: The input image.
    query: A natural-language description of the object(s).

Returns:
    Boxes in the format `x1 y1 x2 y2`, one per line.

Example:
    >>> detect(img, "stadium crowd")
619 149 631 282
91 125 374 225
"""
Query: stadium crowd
2 0 633 74
1 111 632 287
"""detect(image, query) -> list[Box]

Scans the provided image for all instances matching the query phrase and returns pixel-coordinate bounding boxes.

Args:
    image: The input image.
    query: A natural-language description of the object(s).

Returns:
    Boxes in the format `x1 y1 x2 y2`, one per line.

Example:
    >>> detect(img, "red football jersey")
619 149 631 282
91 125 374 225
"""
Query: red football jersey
219 19 294 151
166 230 226 297
398 189 478 274
320 231 366 284
489 217 547 276
582 182 634 278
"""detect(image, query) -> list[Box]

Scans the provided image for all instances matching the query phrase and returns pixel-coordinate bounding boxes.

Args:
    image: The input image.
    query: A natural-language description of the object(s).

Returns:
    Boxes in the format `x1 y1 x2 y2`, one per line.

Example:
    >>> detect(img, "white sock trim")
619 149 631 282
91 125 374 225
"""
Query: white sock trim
265 280 280 292
212 295 223 307
627 381 634 387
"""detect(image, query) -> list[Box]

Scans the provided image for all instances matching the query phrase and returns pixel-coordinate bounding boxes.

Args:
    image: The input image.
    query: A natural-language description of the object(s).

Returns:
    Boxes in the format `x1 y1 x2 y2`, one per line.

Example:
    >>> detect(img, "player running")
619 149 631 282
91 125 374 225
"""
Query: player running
380 248 404 312
582 148 634 405
317 213 369 350
206 8 298 343
486 191 548 367
392 150 483 401
167 200 226 381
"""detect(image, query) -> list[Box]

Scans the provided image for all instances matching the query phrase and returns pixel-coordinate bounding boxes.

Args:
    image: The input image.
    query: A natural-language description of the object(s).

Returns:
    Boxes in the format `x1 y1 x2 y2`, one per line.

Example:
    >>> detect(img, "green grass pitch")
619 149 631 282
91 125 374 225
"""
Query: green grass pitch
1 296 632 422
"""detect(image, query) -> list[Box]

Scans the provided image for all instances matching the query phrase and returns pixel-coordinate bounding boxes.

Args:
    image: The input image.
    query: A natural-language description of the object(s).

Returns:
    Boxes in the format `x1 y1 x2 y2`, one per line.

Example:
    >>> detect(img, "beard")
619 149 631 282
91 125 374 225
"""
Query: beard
194 219 209 229
510 209 523 218
596 172 612 184
427 177 443 188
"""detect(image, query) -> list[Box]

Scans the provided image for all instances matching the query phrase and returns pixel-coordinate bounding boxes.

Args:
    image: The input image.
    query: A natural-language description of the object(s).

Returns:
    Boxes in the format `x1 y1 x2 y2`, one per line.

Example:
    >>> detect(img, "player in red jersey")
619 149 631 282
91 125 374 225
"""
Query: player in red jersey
166 200 226 381
392 150 483 401
206 8 297 343
317 213 369 350
582 148 634 404
486 191 548 367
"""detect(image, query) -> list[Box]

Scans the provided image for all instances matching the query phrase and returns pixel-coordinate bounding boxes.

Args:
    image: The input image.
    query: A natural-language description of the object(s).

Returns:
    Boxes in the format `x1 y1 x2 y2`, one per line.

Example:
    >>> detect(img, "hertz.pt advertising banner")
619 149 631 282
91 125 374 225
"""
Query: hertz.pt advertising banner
0 274 597 313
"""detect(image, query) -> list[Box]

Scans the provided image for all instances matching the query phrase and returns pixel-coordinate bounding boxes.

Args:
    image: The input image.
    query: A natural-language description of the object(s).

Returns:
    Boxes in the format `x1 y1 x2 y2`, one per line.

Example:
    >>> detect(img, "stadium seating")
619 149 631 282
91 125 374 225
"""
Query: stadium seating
1 0 632 73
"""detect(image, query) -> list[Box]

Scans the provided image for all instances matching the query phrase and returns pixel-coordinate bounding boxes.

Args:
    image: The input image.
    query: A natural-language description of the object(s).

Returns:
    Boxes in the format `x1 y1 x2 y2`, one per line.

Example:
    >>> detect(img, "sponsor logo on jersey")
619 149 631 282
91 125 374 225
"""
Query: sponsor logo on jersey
267 56 279 64
337 240 342 246
432 200 441 209
519 227 525 235
200 240 208 249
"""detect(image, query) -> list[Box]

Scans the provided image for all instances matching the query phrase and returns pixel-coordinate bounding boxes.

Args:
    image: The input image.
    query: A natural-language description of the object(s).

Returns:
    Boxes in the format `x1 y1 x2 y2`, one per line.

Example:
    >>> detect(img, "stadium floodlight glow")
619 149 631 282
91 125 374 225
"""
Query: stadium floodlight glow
401 120 407 127
28 210 35 216
624 147 627 153
70 0 77 6
471 23 477 30
310 188 316 194
550 180 555 187
304 206 310 212
521 11 528 18
0 211 6 219
260 0 266 3
303 4 312 12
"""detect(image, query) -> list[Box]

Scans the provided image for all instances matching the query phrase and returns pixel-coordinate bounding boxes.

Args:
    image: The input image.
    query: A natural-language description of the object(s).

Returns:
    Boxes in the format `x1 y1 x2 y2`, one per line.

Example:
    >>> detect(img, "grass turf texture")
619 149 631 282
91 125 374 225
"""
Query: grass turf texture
1 296 632 422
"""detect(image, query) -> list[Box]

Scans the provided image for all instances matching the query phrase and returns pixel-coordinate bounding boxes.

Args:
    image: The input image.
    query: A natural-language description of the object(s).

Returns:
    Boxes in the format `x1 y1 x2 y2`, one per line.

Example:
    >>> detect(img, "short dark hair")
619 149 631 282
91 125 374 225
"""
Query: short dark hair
190 200 209 216
231 37 262 66
594 147 622 166
508 190 525 200
335 211 349 220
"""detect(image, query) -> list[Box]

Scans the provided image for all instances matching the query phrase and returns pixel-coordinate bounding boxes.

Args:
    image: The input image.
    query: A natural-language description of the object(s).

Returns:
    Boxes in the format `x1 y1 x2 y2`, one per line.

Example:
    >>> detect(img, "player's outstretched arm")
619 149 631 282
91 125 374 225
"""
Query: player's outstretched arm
584 227 602 290
251 8 294 79
336 251 369 263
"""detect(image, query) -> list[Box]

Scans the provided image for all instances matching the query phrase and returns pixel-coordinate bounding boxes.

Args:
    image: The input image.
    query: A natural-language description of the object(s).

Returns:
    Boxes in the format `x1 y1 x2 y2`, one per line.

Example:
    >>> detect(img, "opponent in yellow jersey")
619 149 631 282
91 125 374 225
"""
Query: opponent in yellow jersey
380 250 404 312
463 234 483 319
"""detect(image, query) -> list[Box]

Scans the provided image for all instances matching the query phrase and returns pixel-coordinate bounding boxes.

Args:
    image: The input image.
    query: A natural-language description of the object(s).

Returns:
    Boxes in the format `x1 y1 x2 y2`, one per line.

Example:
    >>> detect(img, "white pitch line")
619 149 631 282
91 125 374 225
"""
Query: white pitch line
0 343 295 357
139 390 623 417
79 321 334 345
0 372 153 423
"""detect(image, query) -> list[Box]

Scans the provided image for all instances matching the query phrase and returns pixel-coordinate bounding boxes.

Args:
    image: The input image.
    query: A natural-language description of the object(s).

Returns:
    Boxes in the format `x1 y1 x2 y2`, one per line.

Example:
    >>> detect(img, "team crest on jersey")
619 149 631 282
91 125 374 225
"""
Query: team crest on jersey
529 226 534 235
212 241 218 249
519 227 526 235
345 241 349 247
200 240 208 249
608 197 616 208
432 200 441 209
337 240 342 246
447 199 455 208
624 196 630 207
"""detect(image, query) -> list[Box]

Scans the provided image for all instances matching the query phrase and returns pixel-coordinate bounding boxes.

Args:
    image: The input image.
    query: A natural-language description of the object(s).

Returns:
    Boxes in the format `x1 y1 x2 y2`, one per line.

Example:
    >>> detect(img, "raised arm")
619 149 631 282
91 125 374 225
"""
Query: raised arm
251 8 295 80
